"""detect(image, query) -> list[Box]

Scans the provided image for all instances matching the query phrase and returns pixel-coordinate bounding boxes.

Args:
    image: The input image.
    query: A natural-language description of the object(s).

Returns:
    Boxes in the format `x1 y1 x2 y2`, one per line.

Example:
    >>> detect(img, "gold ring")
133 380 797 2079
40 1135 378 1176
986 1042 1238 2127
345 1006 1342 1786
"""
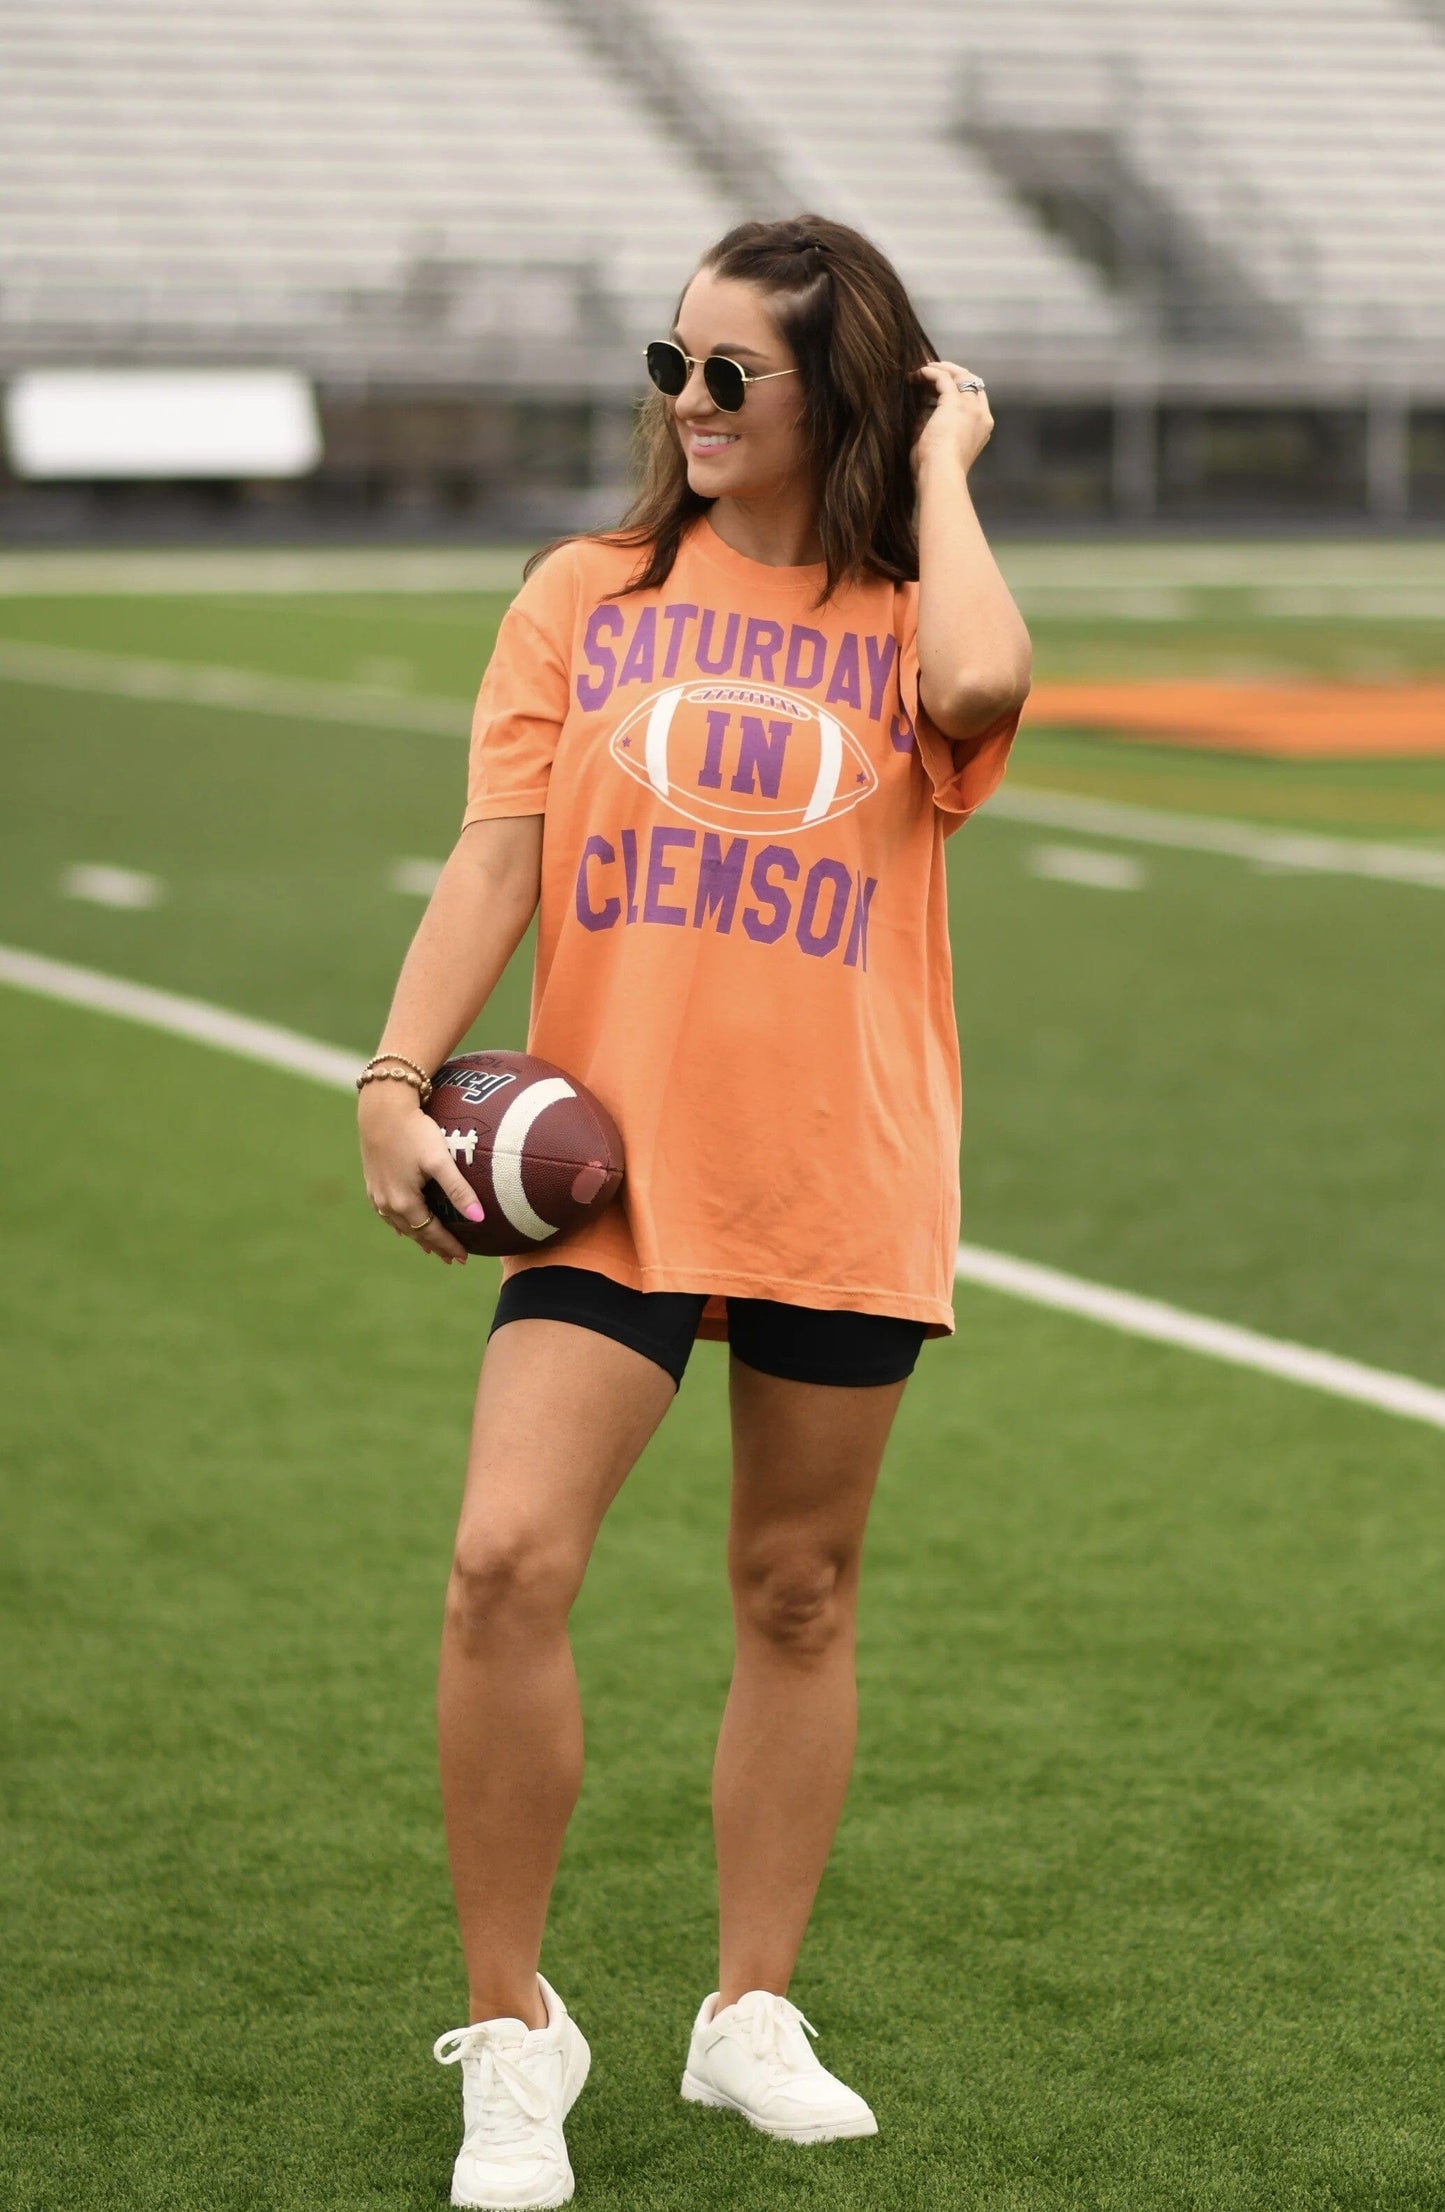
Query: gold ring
403 1213 433 1234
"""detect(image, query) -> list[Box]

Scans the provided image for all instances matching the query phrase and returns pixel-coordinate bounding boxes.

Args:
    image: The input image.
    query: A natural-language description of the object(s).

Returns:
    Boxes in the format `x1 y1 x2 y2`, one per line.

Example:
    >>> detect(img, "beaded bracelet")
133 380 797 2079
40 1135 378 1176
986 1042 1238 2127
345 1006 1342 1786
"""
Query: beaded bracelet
362 1051 431 1086
356 1065 433 1105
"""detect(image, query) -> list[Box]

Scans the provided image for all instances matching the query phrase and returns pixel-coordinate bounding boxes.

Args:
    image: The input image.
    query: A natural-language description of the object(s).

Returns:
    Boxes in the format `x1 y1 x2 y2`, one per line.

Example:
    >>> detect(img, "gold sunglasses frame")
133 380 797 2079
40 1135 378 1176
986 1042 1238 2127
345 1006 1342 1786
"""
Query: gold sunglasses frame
643 340 800 412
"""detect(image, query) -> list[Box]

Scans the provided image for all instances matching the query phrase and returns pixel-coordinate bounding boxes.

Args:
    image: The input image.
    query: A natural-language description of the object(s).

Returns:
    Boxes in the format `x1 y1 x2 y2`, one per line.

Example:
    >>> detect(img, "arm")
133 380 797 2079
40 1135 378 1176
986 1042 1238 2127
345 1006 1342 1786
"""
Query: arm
372 813 543 1072
910 360 1032 744
359 813 543 1264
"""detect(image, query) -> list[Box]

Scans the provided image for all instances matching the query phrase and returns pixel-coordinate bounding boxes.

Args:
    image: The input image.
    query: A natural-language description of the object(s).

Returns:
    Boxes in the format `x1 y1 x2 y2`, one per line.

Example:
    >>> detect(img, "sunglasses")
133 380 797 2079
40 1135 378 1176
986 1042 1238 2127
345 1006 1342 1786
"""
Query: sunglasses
643 338 800 414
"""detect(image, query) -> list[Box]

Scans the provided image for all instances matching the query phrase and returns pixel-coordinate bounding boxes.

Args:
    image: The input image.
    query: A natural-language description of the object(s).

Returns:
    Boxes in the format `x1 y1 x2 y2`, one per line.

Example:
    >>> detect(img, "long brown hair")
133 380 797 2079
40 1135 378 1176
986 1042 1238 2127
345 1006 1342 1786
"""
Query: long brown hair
522 213 939 609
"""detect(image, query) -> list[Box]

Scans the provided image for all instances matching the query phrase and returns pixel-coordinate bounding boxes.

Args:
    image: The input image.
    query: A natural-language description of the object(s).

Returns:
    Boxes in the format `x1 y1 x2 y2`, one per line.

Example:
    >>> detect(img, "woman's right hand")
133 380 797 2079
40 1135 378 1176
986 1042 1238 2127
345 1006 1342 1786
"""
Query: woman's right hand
353 820 541 1267
358 1082 485 1266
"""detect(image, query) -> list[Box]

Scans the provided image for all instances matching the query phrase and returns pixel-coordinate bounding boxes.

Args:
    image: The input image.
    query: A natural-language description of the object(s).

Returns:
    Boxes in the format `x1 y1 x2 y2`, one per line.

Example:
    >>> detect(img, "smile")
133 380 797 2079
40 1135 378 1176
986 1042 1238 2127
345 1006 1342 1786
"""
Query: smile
690 433 740 452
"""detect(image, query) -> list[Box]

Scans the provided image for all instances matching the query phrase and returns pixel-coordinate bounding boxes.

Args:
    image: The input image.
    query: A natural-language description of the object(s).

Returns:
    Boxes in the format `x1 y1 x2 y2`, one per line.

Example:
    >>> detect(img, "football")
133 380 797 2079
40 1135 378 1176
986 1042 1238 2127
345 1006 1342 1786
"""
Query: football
421 1049 625 1257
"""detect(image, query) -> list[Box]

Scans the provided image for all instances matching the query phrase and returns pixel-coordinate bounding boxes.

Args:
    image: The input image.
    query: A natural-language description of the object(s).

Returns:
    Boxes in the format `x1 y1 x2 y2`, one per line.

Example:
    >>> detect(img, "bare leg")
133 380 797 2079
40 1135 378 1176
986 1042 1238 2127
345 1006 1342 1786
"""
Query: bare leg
712 1359 908 2009
438 1317 677 2029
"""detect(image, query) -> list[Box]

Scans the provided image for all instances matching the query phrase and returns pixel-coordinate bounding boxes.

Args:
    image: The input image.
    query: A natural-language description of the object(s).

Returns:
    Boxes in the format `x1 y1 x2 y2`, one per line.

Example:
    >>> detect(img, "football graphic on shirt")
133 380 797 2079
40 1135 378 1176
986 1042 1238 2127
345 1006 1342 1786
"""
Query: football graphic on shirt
609 682 878 837
420 1050 625 1256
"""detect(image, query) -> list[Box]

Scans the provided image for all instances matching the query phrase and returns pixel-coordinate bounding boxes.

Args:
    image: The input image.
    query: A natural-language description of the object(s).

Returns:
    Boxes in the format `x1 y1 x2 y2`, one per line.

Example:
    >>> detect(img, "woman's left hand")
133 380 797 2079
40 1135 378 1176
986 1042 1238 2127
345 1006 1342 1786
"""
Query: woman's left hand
910 360 994 486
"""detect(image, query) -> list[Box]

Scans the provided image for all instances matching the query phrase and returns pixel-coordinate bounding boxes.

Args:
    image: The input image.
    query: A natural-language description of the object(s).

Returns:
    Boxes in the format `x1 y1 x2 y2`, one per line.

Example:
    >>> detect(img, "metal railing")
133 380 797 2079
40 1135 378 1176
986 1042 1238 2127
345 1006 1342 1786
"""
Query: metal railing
0 254 633 391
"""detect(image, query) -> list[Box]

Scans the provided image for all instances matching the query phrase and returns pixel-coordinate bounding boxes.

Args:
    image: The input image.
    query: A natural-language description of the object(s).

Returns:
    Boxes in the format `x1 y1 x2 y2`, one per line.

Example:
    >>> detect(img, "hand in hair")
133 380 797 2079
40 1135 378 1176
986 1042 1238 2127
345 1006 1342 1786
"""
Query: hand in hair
909 361 994 488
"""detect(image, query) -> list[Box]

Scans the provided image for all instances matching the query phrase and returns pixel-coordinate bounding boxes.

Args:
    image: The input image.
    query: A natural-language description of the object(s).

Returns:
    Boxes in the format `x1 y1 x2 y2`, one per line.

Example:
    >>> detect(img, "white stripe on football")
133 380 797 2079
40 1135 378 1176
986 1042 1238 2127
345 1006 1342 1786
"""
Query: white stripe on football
490 1076 577 1241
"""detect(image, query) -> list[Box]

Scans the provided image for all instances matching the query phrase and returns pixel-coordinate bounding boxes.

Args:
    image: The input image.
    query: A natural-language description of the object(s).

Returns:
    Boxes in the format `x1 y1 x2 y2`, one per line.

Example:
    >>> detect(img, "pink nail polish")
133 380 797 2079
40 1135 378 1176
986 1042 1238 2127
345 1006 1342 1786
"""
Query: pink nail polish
464 1202 485 1222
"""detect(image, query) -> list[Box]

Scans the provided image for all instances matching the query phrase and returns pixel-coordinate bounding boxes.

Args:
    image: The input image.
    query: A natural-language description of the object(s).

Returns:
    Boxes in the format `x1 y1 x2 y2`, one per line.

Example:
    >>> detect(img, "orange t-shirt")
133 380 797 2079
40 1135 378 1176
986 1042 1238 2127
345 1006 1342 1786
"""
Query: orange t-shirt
461 511 1019 1342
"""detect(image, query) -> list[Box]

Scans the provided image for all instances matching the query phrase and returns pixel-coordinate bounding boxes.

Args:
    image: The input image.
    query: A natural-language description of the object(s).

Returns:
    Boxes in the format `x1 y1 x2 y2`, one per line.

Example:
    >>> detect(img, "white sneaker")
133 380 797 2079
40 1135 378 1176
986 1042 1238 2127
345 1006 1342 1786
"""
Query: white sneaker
433 1972 591 2209
680 1988 878 2144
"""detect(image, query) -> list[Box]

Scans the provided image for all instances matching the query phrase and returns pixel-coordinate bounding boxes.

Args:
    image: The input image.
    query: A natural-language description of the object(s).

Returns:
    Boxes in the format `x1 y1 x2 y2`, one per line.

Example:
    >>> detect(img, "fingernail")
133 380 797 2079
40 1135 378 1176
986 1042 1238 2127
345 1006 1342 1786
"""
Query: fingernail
464 1203 485 1222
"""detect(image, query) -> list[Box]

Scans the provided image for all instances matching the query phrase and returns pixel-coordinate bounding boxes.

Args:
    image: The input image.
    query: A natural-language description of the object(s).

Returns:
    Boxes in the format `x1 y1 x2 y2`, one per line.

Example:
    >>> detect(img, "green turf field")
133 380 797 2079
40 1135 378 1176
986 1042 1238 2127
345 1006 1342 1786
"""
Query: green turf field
2 542 1443 2209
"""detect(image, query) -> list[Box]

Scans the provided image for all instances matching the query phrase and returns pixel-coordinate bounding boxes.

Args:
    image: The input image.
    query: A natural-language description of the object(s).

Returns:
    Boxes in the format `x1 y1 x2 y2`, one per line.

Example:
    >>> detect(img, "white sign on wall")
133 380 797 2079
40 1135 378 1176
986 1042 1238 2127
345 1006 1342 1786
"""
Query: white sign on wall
3 369 323 480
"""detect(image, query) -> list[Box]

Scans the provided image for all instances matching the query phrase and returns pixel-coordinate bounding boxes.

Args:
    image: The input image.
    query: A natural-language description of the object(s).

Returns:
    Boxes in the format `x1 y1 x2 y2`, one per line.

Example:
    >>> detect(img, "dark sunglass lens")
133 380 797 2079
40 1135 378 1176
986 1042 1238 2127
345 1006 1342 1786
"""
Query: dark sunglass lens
704 357 746 412
645 341 687 396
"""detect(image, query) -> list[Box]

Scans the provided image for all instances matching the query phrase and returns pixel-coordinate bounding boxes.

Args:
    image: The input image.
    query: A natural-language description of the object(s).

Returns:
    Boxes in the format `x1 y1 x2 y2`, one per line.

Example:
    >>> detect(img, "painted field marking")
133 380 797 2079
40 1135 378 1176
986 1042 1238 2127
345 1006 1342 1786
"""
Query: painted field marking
1027 843 1145 891
0 548 529 595
990 787 1445 891
0 636 464 735
390 858 445 896
1254 586 1445 621
60 863 164 909
352 655 417 690
996 543 1445 583
6 635 1444 894
954 1245 1445 1433
2 941 1441 1437
1019 589 1193 621
0 943 357 1088
1 538 1440 605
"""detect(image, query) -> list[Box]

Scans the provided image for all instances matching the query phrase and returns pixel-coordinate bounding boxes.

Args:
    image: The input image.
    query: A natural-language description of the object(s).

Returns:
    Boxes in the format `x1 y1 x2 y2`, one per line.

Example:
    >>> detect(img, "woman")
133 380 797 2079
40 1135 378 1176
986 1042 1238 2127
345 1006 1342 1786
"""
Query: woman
358 213 1030 2210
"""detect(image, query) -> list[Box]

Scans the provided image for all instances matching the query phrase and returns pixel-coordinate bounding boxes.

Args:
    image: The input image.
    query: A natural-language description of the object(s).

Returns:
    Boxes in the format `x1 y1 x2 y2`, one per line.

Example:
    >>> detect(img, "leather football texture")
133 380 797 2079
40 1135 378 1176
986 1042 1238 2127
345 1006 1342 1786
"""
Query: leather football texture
421 1049 625 1257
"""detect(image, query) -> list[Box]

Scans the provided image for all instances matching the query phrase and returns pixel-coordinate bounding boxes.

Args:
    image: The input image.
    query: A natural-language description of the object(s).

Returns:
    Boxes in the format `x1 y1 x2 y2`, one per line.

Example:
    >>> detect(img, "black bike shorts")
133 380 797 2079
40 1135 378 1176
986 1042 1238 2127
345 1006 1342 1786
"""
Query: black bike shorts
487 1263 929 1392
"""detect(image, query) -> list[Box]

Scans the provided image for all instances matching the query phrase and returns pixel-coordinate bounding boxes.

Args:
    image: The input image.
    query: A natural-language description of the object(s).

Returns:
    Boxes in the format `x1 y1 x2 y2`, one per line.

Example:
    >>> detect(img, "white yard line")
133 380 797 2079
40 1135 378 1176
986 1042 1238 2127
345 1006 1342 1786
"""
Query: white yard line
2 941 1441 1436
0 635 464 734
60 863 164 909
1027 844 1145 891
989 787 1445 890
0 539 1440 608
1013 588 1444 619
993 542 1445 590
5 636 1444 892
0 548 528 595
389 858 446 896
0 943 358 1088
954 1245 1445 1432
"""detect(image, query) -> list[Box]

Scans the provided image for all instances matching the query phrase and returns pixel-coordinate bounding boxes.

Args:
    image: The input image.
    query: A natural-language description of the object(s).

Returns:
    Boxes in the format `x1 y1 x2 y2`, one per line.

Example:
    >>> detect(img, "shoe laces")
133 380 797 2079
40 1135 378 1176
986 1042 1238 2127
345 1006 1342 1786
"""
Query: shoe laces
434 2022 552 2150
728 1991 820 2070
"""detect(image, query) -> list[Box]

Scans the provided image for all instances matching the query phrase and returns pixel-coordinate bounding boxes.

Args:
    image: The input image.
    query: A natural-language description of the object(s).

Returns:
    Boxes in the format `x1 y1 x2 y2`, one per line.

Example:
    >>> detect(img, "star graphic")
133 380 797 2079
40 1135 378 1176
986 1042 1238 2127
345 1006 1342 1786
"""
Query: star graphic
620 736 631 749
854 770 866 784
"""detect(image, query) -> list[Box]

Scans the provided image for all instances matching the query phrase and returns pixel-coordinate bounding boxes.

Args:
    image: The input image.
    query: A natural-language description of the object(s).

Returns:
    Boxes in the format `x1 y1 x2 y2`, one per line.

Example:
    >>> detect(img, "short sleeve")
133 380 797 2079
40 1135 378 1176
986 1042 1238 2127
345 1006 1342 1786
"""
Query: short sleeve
896 586 1022 841
460 554 576 829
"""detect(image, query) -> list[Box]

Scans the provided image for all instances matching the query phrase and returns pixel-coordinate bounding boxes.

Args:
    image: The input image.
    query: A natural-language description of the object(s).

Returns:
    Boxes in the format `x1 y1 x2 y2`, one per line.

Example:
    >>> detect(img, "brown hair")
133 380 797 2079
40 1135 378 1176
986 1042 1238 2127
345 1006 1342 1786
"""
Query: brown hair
521 213 939 609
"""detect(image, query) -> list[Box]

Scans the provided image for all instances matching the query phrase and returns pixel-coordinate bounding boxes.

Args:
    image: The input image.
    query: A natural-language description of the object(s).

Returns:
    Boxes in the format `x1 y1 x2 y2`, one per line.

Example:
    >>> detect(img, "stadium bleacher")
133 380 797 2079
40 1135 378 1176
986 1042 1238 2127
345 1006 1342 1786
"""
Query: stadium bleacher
956 0 1445 366
0 0 737 379
637 0 1129 375
1 0 1441 518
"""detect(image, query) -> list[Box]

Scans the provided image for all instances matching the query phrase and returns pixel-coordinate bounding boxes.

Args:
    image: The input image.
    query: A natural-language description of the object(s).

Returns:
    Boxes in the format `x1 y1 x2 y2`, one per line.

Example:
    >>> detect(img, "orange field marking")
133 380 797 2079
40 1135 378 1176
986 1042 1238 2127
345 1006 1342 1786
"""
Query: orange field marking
1023 681 1445 758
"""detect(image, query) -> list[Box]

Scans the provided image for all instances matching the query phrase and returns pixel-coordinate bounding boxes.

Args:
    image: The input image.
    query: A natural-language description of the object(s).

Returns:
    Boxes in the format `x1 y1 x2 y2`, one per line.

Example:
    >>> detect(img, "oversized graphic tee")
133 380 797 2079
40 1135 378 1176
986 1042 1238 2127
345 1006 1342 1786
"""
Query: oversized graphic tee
461 512 1020 1341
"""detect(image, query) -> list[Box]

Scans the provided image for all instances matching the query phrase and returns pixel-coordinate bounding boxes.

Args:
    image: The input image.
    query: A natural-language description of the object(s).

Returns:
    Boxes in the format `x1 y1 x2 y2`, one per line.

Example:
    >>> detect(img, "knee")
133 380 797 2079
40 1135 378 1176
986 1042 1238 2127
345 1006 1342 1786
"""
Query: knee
732 1545 856 1658
445 1524 581 1645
